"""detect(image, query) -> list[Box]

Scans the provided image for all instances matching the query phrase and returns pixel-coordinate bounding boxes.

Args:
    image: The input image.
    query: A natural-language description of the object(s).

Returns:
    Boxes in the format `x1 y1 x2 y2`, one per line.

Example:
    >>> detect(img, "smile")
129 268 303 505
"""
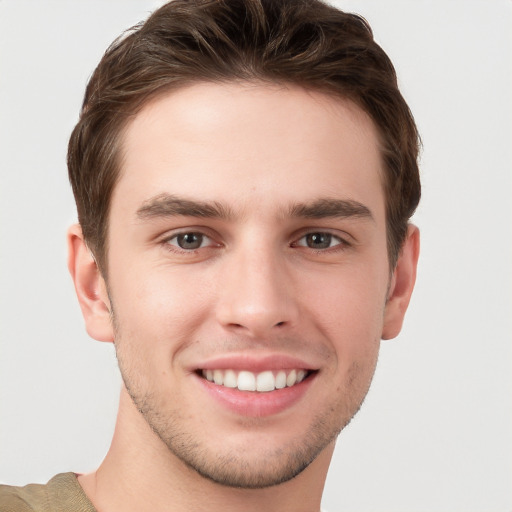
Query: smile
200 369 310 392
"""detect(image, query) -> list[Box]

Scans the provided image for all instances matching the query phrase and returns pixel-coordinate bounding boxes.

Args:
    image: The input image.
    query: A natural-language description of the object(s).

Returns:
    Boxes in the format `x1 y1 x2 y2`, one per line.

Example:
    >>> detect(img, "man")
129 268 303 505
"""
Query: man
0 0 420 510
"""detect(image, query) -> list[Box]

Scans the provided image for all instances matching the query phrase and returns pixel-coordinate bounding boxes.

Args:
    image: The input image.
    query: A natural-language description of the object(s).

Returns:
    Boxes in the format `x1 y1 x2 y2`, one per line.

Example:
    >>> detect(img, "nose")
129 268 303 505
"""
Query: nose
215 245 299 338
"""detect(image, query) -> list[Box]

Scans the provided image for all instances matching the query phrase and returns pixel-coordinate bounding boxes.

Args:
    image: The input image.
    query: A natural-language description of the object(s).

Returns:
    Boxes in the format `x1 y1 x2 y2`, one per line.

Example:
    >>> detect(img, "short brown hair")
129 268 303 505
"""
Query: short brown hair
68 0 420 273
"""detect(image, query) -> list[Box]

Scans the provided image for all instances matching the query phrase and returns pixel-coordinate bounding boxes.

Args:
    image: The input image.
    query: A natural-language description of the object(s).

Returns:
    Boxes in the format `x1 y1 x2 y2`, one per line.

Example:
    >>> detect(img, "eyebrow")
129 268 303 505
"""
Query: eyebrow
288 198 373 221
137 194 234 220
136 194 373 222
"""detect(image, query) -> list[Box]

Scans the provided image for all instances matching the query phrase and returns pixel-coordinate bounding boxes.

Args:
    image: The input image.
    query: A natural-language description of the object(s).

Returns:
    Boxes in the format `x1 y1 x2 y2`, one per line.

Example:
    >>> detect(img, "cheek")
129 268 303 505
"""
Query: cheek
301 265 386 366
108 263 214 371
306 264 387 329
111 259 211 321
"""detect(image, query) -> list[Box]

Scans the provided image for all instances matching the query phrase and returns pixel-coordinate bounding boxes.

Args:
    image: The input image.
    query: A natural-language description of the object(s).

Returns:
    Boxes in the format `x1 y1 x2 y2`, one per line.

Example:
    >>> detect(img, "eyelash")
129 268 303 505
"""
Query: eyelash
161 229 352 257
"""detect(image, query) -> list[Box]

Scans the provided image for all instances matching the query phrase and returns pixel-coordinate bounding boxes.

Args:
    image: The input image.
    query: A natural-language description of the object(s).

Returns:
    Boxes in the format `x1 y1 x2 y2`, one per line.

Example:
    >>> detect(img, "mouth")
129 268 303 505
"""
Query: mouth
198 368 315 392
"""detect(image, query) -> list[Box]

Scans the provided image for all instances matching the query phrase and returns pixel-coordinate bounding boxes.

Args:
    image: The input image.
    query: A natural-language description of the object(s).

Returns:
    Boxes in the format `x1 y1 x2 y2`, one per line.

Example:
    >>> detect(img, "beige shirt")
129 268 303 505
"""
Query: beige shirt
0 473 332 511
0 473 96 512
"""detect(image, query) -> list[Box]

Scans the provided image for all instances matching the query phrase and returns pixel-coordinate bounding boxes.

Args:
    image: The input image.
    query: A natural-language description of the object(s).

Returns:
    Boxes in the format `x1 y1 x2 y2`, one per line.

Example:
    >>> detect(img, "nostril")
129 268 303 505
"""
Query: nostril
275 321 285 327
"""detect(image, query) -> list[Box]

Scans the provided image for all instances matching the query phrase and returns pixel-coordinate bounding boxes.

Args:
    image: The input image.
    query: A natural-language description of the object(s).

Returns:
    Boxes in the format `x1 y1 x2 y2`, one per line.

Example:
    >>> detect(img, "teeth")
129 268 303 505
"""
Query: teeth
275 370 287 389
223 369 237 388
297 370 307 383
201 369 309 392
256 371 275 392
238 371 256 391
286 369 297 387
213 369 224 385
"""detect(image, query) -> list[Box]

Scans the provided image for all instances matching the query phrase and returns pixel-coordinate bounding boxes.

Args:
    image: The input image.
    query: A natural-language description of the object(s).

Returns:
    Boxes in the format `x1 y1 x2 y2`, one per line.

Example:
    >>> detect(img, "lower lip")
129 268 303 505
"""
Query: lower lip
195 373 315 418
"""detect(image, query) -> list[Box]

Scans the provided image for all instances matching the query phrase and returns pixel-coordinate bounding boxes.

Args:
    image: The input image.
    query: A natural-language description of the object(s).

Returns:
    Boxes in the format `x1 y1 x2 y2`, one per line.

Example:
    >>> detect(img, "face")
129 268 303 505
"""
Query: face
102 82 392 487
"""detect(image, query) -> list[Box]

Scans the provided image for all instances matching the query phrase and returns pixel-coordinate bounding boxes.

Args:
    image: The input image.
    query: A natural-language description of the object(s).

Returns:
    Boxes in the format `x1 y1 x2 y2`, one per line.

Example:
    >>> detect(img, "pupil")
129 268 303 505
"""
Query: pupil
307 233 331 249
178 233 202 249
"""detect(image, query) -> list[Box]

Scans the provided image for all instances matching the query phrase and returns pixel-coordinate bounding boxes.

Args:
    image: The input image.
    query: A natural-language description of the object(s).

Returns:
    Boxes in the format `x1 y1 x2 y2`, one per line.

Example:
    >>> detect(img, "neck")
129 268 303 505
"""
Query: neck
79 387 333 512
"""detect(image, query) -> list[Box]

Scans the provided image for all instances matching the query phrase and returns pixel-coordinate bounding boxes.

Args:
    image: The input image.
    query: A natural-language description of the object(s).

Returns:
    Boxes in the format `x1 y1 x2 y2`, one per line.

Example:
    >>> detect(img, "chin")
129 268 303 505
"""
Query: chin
131 387 357 490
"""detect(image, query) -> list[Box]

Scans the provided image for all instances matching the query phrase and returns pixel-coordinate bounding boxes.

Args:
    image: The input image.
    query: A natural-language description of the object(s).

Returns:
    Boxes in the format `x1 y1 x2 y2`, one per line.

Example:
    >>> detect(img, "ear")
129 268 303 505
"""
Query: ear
381 224 420 340
67 224 114 342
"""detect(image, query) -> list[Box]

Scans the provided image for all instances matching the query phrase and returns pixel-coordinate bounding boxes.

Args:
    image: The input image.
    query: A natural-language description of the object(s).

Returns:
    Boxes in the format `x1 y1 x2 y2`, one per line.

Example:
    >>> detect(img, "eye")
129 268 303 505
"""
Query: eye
166 232 212 250
295 232 344 250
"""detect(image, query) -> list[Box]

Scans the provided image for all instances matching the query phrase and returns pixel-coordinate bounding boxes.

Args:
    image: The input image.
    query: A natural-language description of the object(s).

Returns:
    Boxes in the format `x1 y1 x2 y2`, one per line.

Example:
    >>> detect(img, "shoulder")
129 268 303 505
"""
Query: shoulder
0 473 96 512
0 479 49 512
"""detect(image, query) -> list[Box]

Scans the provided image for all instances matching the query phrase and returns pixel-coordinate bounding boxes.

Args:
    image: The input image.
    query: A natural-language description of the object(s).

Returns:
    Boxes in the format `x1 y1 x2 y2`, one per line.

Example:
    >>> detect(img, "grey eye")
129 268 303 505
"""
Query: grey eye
174 232 204 250
304 233 334 249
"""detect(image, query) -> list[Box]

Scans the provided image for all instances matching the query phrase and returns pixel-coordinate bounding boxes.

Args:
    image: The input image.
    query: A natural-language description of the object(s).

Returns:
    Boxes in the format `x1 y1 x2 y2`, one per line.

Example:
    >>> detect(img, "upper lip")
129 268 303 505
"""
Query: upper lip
191 353 318 373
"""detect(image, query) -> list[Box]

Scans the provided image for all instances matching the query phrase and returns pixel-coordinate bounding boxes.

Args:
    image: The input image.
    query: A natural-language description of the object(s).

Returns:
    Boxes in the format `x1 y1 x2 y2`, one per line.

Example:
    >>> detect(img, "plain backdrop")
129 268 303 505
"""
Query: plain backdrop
0 1 511 511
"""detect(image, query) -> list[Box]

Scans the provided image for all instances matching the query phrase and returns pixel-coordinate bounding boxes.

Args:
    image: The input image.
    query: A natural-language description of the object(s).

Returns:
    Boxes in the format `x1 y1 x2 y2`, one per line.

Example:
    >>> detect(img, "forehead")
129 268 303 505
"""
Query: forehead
113 82 385 220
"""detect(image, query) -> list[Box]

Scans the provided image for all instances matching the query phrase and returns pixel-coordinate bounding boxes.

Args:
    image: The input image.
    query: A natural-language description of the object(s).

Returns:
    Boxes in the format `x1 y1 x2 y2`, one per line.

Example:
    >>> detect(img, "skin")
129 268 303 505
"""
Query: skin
68 82 419 512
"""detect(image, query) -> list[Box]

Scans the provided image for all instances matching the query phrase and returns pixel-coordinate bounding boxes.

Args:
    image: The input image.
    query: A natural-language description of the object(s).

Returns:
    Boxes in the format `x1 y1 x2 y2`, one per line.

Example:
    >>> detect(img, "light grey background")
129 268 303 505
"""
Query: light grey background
1 1 511 511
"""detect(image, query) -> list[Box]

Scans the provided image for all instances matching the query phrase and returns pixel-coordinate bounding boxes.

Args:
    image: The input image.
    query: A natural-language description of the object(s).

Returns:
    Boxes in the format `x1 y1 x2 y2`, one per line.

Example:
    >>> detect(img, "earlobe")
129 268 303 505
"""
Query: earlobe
67 224 114 342
381 224 420 340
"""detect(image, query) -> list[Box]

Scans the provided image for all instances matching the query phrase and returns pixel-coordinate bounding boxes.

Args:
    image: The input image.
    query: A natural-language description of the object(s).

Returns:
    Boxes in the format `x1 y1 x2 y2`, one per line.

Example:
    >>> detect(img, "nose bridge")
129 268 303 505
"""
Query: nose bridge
216 237 298 336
